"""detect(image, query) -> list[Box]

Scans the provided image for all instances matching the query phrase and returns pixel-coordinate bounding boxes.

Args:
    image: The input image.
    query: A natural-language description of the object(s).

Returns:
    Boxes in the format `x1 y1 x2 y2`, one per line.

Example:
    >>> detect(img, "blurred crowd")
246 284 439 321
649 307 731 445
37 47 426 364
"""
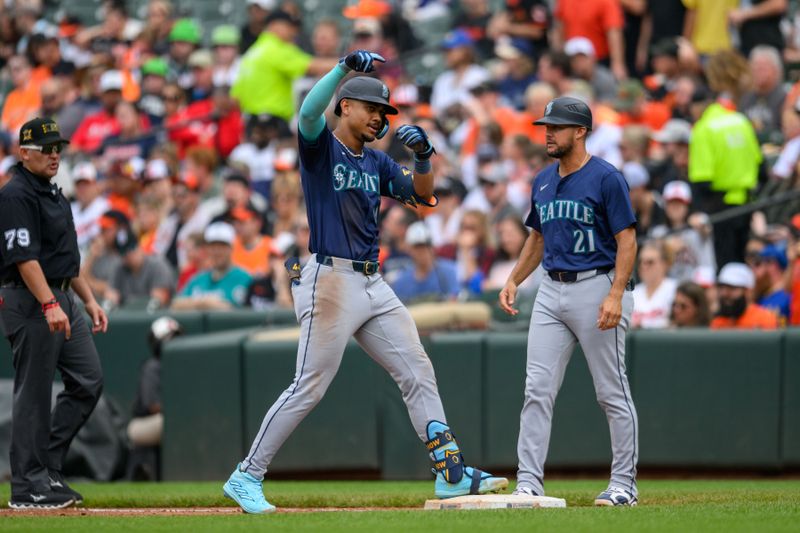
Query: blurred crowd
1 0 800 330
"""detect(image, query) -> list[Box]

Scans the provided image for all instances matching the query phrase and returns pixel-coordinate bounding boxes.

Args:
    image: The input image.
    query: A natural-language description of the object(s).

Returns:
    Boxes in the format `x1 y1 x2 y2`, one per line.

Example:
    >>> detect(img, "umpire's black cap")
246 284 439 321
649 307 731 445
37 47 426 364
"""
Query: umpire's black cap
19 117 70 146
533 96 593 131
334 76 399 116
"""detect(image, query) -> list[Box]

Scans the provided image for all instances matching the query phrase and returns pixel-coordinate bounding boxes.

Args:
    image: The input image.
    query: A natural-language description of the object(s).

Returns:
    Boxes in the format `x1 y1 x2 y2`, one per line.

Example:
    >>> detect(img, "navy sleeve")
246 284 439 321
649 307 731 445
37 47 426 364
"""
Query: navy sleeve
298 126 332 178
0 194 41 267
524 188 541 231
601 170 637 234
298 65 348 142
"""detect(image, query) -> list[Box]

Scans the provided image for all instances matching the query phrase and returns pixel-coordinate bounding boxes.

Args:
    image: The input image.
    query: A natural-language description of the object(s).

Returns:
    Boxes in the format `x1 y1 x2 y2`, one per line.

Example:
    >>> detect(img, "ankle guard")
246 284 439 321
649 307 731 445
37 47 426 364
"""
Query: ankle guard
426 420 464 483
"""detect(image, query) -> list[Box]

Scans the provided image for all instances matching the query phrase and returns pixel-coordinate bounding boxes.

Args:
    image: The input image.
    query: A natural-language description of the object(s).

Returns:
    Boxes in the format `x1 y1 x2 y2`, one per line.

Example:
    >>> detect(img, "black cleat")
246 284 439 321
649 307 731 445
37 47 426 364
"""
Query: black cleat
49 472 84 505
8 491 75 510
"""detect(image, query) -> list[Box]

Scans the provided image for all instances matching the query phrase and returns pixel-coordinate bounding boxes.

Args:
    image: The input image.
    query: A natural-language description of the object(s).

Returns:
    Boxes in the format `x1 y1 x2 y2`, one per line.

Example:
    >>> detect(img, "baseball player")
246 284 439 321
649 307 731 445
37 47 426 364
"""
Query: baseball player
499 97 639 506
223 50 507 514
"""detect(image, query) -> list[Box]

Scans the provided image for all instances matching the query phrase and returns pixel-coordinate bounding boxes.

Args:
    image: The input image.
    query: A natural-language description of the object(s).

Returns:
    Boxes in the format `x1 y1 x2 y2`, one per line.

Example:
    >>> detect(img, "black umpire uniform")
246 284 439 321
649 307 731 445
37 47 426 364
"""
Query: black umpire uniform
0 118 107 510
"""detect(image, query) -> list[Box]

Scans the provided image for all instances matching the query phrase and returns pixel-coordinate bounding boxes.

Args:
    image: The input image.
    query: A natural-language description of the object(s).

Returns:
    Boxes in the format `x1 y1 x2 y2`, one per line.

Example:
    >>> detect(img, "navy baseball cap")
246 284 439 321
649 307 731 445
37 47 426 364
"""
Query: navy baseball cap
19 117 70 146
334 76 398 116
533 96 593 131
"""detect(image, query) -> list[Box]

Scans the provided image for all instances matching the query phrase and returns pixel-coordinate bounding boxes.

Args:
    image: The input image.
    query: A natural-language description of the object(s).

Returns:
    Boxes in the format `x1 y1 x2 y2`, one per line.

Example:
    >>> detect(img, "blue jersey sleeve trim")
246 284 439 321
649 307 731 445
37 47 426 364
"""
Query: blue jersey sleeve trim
298 65 348 141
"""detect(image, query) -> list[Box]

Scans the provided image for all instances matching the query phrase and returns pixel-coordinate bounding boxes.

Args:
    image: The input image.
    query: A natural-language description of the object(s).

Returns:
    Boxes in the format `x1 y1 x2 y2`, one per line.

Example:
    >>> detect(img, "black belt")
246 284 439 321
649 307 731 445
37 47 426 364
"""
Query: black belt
0 277 72 291
316 255 380 275
547 267 611 283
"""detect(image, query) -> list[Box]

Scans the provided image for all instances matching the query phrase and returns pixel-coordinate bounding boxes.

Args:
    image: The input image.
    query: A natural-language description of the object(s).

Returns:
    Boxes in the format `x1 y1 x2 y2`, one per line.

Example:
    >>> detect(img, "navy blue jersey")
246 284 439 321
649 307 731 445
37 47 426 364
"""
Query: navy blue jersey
525 156 636 272
298 126 407 262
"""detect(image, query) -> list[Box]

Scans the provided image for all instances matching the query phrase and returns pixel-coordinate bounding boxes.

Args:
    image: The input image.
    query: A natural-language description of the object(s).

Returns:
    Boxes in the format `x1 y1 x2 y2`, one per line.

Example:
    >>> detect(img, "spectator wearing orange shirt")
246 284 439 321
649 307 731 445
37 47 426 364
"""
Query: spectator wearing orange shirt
231 205 274 278
0 55 42 136
710 262 779 330
460 80 522 158
615 79 671 131
553 0 627 79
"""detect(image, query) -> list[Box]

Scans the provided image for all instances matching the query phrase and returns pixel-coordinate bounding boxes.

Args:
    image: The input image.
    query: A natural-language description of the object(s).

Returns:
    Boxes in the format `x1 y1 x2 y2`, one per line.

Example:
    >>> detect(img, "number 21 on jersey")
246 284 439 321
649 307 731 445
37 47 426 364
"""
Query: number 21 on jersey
573 228 596 254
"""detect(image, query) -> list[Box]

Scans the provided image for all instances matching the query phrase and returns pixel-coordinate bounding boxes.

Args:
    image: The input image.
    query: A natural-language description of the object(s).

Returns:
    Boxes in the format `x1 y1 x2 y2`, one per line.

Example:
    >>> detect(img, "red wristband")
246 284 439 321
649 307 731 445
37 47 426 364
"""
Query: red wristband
42 299 59 313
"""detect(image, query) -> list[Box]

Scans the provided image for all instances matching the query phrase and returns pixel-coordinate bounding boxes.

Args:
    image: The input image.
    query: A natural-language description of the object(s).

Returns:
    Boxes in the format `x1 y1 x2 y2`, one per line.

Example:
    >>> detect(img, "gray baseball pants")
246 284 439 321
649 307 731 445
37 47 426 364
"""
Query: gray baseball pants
241 255 446 477
516 272 638 496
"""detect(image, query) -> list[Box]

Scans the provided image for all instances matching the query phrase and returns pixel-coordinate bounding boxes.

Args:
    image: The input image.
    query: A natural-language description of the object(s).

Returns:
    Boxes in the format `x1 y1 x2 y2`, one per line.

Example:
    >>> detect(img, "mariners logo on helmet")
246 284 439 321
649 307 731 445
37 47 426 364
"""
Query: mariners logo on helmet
533 96 593 130
334 76 399 116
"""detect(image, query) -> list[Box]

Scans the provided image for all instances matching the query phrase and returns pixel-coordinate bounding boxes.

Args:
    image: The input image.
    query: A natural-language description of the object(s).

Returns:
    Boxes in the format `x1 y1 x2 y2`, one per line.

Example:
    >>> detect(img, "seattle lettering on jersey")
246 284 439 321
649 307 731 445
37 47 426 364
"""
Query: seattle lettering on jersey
537 199 595 225
333 163 379 193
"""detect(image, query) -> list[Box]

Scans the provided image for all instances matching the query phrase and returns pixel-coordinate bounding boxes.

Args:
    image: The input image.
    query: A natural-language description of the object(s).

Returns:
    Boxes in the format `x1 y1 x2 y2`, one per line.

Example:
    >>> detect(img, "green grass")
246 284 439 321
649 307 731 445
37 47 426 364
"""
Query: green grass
1 479 798 532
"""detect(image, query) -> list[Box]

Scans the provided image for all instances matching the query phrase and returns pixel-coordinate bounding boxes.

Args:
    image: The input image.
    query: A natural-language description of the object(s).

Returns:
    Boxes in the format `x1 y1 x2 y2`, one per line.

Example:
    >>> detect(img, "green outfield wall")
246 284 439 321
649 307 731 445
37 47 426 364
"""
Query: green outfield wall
157 326 800 480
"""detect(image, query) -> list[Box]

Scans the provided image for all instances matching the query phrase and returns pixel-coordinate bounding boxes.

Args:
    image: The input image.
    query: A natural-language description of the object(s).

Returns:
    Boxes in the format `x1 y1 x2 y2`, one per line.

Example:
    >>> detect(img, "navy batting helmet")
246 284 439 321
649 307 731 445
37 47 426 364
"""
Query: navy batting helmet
334 76 399 117
533 96 593 131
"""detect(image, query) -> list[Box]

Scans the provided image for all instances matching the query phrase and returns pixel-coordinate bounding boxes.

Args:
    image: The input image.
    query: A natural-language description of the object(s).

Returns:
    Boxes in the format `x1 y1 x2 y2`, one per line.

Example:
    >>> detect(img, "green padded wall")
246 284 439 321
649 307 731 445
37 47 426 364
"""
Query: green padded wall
783 329 800 466
634 330 782 468
92 310 204 417
483 332 527 468
161 328 253 480
204 309 267 332
379 332 485 480
242 338 380 473
265 309 302 328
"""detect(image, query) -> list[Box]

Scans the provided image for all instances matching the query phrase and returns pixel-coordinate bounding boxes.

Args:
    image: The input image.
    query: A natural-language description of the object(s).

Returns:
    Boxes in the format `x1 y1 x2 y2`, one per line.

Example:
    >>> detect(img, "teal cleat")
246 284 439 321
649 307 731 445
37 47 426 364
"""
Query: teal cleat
223 463 276 514
426 420 509 499
434 468 509 499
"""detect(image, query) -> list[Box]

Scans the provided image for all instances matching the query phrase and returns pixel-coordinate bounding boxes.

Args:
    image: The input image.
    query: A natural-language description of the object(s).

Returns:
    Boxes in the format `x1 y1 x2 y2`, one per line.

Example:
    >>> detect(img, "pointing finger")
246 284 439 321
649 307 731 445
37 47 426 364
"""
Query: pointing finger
65 318 71 340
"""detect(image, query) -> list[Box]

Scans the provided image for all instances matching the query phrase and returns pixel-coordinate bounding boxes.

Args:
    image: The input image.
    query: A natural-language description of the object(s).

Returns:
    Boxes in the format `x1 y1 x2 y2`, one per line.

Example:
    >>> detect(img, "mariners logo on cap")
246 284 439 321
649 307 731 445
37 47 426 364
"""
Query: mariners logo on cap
545 102 553 116
381 84 389 99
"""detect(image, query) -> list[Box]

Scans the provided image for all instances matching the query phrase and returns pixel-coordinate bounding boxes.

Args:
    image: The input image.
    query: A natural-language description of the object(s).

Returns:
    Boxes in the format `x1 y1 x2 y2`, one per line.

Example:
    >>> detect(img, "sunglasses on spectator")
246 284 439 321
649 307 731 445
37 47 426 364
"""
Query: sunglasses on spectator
479 179 498 188
21 144 64 154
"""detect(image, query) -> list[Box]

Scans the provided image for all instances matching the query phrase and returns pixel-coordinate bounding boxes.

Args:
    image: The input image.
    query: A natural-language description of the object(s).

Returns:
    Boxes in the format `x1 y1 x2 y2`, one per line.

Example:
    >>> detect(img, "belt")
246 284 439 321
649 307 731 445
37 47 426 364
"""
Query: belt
0 277 72 291
316 254 380 275
547 267 611 283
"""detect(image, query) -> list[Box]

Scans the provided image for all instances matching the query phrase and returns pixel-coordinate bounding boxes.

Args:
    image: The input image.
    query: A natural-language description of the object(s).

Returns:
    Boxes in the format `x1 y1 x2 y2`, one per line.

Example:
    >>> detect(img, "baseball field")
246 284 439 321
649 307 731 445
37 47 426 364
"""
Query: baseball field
0 478 797 532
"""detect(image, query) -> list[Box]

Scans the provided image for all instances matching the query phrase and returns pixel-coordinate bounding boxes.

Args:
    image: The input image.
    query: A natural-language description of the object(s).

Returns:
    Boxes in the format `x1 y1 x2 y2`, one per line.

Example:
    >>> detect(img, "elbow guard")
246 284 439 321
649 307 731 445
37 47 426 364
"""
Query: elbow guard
387 166 438 208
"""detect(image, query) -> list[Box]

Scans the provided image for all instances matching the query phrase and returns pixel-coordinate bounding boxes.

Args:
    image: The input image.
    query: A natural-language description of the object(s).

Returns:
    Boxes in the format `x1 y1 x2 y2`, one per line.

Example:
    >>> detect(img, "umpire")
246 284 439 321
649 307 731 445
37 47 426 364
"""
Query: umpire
0 118 107 510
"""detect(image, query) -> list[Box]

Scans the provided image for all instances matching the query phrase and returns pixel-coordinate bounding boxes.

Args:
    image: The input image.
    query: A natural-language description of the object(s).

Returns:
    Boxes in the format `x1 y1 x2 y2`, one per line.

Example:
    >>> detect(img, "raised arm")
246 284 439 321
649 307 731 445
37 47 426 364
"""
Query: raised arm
298 50 386 142
297 65 348 142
